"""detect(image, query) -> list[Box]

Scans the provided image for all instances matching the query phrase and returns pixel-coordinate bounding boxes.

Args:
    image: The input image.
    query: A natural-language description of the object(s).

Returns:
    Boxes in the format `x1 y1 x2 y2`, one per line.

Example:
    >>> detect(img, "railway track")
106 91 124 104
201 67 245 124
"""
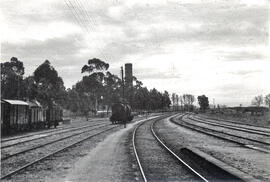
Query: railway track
198 115 270 131
132 115 208 182
190 115 270 136
171 114 270 154
1 121 108 149
1 124 119 180
186 115 270 146
1 118 106 144
1 123 110 160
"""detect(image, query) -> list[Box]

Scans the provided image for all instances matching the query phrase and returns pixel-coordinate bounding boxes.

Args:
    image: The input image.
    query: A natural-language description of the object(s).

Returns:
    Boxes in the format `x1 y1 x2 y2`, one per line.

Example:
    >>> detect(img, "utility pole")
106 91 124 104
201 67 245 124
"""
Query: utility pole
121 66 125 99
121 66 127 128
16 74 20 100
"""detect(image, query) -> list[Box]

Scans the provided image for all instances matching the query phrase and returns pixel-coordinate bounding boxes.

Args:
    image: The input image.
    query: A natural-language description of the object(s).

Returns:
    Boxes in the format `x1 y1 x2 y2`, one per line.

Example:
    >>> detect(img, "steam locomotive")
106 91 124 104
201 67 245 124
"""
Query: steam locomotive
110 102 133 124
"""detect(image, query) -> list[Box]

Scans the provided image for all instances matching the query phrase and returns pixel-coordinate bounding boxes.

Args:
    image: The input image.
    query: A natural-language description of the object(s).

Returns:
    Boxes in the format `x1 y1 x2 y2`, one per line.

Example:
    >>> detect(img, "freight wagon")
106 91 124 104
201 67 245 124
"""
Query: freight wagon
1 99 63 135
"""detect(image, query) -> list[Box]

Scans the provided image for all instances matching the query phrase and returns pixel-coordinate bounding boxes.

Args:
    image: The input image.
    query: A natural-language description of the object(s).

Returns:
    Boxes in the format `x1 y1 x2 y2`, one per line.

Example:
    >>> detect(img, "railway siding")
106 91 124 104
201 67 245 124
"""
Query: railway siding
2 113 269 181
183 147 260 182
197 114 270 132
1 124 117 178
185 116 270 147
162 114 270 181
1 124 109 160
1 122 108 149
1 115 157 181
1 117 107 143
180 115 270 153
62 115 161 182
191 115 270 136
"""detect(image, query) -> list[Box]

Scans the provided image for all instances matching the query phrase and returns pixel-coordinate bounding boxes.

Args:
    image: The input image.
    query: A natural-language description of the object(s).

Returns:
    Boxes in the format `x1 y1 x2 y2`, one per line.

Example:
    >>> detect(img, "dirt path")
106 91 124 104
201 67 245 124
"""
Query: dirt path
60 116 158 182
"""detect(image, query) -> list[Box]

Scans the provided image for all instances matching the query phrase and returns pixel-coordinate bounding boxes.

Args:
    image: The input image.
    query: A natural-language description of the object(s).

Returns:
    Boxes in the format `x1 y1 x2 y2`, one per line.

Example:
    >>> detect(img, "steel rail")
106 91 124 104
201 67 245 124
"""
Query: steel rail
1 119 105 143
1 116 160 180
1 122 108 149
190 115 270 136
1 125 119 180
198 115 270 130
132 121 148 182
151 117 209 182
131 114 171 182
1 124 109 161
132 113 196 182
184 116 270 146
171 115 270 154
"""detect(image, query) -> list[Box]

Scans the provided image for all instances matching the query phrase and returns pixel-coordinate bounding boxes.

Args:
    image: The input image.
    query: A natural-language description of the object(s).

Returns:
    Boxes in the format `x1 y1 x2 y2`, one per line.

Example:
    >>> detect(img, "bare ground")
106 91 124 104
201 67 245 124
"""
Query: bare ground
156 116 270 181
53 116 158 182
199 111 270 127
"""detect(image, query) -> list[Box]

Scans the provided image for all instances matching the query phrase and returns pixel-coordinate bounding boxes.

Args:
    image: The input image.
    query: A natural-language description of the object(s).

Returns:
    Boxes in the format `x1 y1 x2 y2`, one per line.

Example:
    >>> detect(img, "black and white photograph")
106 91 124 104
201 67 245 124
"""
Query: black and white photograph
1 0 269 181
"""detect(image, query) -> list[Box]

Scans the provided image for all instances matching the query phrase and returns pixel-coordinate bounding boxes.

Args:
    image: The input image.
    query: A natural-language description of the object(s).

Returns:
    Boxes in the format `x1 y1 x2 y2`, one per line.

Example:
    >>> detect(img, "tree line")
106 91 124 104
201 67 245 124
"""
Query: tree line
170 93 209 112
3 57 268 117
1 58 66 108
251 94 270 108
170 93 270 112
1 57 171 118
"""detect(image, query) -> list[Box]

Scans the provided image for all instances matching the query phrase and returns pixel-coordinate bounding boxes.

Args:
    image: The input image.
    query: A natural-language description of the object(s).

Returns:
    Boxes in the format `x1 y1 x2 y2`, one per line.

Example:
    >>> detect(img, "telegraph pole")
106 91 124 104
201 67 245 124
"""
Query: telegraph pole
121 66 127 128
121 66 125 99
17 76 20 99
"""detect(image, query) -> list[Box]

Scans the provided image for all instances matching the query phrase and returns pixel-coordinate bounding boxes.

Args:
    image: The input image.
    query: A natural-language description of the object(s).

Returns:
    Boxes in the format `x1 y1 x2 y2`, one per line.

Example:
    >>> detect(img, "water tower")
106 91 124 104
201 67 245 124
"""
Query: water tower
125 63 133 88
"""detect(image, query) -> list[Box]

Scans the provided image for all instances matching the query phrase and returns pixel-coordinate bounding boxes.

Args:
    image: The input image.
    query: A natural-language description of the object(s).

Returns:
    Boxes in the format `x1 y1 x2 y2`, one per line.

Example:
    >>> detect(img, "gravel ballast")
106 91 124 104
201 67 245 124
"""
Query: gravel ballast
155 115 270 181
134 117 201 181
58 116 160 182
1 115 157 181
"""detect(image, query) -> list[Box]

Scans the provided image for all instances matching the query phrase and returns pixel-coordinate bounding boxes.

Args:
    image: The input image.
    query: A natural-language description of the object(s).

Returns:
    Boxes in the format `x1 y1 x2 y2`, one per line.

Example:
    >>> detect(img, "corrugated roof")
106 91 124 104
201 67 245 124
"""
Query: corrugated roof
2 99 29 106
34 100 42 107
27 100 42 108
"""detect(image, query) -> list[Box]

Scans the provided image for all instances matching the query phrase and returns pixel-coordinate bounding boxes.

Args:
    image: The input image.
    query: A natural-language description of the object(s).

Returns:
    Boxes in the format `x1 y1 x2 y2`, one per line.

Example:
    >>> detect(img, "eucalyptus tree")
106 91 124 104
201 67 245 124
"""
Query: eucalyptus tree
23 76 38 100
104 71 122 113
133 87 150 110
1 57 25 99
183 94 195 111
33 60 66 107
125 76 143 108
162 91 171 109
81 58 110 110
251 95 264 107
265 94 270 108
171 93 176 108
197 95 209 112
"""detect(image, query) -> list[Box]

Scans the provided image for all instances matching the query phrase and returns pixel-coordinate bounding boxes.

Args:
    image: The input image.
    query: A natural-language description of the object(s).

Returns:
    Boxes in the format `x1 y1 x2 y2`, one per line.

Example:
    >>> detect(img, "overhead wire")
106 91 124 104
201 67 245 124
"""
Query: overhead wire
63 0 85 43
73 0 109 62
65 0 88 32
64 0 108 62
81 0 99 27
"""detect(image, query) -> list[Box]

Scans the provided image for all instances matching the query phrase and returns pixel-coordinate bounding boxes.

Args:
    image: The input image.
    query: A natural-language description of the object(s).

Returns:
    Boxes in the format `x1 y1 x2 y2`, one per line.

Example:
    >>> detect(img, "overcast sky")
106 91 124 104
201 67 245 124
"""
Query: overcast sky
1 0 269 106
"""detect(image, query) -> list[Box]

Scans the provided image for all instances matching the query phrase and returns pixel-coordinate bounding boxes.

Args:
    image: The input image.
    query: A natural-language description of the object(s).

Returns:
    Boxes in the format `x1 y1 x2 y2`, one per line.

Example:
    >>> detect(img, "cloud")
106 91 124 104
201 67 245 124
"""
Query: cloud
220 51 268 62
229 70 262 76
1 34 88 83
135 68 181 80
0 1 81 43
93 0 269 66
2 34 85 60
1 0 269 106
